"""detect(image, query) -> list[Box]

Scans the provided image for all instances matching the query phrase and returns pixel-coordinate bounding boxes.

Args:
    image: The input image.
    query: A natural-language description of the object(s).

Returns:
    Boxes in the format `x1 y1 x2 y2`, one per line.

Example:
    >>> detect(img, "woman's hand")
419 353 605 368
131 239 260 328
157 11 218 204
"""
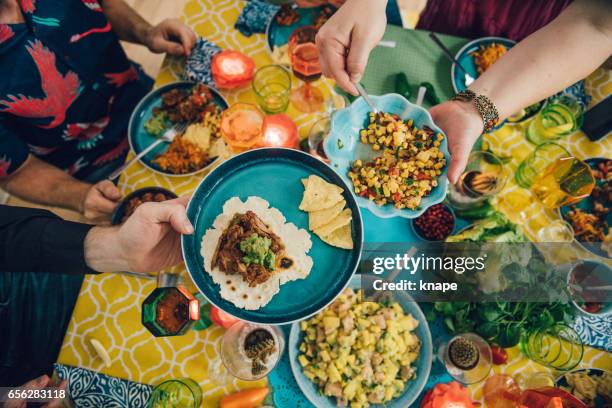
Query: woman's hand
316 0 388 95
429 101 484 184
145 18 196 56
4 375 68 408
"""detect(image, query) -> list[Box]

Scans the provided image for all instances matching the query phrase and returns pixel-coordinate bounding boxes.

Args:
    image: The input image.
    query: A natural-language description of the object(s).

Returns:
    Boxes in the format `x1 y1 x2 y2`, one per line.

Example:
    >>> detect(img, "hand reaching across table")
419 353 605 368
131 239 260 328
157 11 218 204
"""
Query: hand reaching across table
3 375 68 408
144 18 197 57
315 0 388 95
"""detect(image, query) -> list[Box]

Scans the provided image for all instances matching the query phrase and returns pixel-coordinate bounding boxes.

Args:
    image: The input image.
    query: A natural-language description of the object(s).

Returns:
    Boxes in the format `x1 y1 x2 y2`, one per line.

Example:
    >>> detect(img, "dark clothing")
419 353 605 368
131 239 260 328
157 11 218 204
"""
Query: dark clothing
0 205 96 386
416 0 572 41
0 0 152 181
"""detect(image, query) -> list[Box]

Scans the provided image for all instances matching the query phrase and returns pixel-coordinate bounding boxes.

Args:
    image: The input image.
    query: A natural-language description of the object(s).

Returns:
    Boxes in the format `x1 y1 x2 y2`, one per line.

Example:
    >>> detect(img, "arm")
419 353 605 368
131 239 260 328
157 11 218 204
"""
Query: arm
0 196 193 274
430 0 612 183
0 155 122 222
101 0 196 56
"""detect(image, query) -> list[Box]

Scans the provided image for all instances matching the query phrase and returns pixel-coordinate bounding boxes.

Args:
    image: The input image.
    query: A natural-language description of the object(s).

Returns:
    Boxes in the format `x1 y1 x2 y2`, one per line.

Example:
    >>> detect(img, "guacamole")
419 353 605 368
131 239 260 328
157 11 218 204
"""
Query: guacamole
144 111 169 137
240 233 276 270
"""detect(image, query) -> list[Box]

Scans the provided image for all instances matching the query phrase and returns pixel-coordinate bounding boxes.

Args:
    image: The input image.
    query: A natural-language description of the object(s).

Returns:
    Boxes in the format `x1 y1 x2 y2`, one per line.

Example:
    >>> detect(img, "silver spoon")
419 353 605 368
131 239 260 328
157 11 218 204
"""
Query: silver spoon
354 82 379 115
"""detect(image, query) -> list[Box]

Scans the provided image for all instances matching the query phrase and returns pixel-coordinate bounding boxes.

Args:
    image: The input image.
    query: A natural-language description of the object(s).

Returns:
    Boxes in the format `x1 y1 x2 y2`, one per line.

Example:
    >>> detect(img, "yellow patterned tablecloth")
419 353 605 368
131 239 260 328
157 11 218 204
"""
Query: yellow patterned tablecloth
58 0 612 406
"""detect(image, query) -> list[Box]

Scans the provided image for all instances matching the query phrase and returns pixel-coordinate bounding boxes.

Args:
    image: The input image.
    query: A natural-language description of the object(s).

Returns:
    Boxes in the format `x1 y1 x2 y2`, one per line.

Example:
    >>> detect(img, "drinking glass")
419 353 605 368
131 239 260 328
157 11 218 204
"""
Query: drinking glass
437 333 492 384
525 95 584 145
447 150 508 209
253 65 292 114
515 142 570 188
289 26 324 113
537 219 574 243
220 322 285 381
148 378 203 408
521 324 584 371
307 116 330 162
531 157 595 208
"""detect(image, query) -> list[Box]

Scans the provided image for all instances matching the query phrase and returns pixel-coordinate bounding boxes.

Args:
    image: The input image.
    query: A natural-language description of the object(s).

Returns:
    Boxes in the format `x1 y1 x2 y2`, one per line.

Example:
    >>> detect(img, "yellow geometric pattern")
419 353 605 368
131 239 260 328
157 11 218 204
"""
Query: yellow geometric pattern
58 0 612 406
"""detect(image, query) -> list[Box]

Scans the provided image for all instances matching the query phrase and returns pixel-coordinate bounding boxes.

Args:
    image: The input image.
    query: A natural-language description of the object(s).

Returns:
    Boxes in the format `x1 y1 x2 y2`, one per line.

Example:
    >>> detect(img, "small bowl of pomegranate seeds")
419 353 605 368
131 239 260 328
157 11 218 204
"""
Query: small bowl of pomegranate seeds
411 203 456 241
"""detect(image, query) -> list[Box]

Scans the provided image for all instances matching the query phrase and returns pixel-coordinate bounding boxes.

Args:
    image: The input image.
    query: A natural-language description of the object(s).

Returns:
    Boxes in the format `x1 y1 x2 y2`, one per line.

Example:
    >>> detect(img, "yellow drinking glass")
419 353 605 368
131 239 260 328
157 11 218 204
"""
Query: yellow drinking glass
531 157 595 208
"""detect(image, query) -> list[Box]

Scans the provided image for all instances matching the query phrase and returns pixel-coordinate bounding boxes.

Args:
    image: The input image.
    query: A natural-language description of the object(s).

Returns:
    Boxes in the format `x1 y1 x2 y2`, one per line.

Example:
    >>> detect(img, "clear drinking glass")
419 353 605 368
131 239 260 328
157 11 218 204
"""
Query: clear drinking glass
307 116 330 163
148 378 203 408
521 324 584 371
525 95 585 145
437 333 492 384
531 157 595 208
515 142 570 188
447 150 508 209
220 322 285 381
253 65 292 114
537 219 574 243
289 26 324 113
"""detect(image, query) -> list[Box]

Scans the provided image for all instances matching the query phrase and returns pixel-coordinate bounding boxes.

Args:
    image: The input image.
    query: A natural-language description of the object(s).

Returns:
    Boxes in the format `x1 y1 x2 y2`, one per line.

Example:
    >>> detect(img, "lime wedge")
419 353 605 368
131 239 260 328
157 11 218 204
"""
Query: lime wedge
90 338 112 368
547 123 574 134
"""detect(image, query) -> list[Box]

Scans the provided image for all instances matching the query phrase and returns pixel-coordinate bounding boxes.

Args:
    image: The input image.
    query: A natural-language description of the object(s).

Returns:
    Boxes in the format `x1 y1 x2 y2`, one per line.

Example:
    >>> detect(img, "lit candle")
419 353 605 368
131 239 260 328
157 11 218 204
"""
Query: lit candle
261 114 299 148
211 50 255 89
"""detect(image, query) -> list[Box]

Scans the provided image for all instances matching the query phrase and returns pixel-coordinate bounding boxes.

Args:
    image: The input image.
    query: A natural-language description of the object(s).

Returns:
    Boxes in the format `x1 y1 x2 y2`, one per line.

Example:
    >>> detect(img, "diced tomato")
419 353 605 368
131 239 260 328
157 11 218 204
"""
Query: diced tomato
192 94 204 106
392 192 401 202
416 172 431 181
491 345 508 365
359 190 368 197
389 166 400 176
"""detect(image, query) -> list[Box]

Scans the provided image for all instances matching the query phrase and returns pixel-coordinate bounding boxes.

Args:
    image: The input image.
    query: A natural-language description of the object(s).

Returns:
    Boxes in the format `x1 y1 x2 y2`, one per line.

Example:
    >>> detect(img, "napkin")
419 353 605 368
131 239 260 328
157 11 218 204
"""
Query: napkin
184 38 222 86
572 314 612 352
235 0 280 37
54 363 152 408
552 80 592 108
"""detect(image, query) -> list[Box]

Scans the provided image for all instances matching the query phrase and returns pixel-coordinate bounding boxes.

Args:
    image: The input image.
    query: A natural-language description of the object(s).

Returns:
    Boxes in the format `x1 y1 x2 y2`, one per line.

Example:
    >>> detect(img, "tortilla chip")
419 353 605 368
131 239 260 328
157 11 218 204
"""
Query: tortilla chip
309 200 345 230
299 175 344 212
321 223 353 250
313 208 352 237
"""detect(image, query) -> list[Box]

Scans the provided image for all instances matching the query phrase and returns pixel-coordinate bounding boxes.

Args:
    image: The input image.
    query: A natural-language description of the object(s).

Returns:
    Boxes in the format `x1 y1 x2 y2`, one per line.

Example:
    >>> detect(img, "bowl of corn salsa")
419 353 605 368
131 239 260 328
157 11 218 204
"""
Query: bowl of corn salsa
325 93 449 219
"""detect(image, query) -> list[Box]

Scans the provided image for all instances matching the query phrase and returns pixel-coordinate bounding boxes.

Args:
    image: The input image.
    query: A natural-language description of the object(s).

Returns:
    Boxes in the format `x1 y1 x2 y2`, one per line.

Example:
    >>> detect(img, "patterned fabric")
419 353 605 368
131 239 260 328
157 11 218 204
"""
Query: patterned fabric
553 79 592 109
572 314 612 352
183 38 222 86
235 0 280 37
0 0 152 181
54 364 152 408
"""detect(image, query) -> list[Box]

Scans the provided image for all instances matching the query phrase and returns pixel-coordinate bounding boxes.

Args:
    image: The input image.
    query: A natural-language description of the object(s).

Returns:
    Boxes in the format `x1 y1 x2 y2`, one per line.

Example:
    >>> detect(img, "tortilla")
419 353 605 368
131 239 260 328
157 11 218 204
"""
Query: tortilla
308 200 345 231
313 208 352 237
299 175 344 212
201 196 313 310
321 224 353 250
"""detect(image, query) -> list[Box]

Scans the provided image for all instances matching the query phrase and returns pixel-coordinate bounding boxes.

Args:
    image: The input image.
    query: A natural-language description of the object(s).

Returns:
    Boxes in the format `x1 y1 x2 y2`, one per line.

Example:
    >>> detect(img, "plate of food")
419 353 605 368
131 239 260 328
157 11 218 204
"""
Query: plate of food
556 369 612 407
560 158 611 259
181 147 363 324
128 81 228 176
289 276 432 408
266 4 336 61
325 93 449 219
111 186 177 225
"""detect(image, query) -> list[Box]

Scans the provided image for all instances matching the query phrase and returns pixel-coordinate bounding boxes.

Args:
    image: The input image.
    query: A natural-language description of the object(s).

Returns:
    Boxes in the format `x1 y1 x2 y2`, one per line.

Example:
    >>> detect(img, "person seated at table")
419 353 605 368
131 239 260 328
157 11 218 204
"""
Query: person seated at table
0 0 196 222
315 0 612 183
0 196 194 387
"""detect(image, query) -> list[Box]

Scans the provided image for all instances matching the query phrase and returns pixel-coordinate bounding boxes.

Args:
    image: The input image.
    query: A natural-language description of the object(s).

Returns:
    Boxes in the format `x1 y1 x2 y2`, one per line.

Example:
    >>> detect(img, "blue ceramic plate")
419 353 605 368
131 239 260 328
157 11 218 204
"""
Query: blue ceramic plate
451 37 516 93
556 369 609 407
325 93 450 219
181 148 363 325
266 6 332 54
560 158 611 259
111 186 177 225
288 275 433 408
128 81 228 177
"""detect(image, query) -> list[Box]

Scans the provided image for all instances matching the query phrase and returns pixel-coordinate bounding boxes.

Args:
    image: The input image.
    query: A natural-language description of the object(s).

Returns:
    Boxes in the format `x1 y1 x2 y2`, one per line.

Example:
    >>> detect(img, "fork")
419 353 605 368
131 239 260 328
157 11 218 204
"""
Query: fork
107 122 187 181
429 32 475 86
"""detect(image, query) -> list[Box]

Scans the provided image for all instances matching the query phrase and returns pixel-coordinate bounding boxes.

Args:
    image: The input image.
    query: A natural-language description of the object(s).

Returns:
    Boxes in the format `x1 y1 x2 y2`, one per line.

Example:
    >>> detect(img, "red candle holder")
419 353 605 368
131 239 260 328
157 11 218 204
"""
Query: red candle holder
261 113 299 149
211 50 255 90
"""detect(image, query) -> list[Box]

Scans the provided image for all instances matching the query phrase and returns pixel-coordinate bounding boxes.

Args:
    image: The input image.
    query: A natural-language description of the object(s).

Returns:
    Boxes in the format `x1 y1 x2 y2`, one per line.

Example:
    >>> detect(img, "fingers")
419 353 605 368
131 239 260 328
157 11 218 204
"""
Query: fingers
158 38 186 56
346 27 372 84
97 180 121 201
160 19 196 56
5 376 50 408
168 194 191 207
447 138 472 185
174 24 196 56
140 201 194 235
316 32 356 95
44 381 68 408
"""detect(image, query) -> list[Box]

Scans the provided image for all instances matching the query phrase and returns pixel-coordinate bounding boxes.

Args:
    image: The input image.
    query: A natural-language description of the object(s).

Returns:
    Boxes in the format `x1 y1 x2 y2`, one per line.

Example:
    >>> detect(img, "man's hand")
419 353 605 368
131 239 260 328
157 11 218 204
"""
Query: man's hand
316 0 387 95
4 375 68 408
429 101 484 184
145 18 196 56
82 180 122 222
84 195 194 273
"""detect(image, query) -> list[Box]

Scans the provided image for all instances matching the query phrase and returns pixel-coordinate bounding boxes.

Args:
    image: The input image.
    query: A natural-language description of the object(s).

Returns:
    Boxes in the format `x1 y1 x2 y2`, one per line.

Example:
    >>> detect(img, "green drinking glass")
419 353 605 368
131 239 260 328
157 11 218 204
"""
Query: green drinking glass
148 378 203 408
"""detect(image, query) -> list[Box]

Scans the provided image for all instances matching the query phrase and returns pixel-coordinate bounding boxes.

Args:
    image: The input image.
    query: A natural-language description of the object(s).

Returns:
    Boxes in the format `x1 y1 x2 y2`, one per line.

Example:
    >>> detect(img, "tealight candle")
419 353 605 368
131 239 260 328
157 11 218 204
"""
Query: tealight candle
261 113 299 149
211 50 255 89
